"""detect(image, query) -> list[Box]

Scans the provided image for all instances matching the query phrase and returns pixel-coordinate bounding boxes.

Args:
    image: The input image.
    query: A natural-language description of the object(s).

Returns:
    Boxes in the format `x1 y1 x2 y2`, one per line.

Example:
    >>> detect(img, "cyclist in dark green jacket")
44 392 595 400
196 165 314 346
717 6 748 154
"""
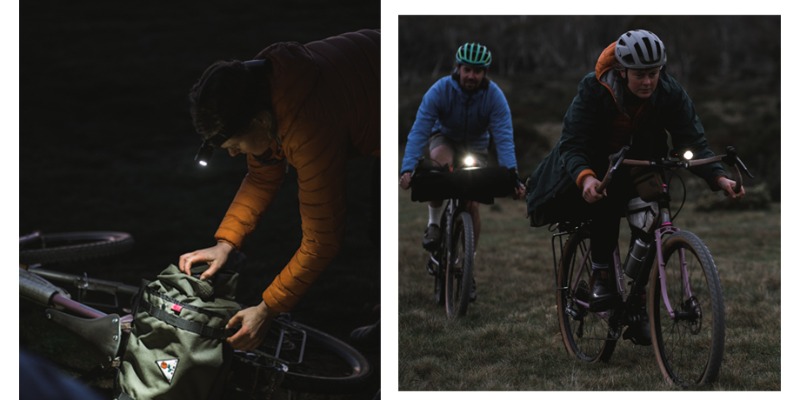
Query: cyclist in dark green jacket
526 29 745 345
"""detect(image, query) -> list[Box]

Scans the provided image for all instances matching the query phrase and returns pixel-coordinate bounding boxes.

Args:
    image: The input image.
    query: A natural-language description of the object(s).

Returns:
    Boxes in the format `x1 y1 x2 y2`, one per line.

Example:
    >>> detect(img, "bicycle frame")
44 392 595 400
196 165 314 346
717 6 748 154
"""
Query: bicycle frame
650 206 698 321
20 267 132 362
554 186 704 323
553 144 748 385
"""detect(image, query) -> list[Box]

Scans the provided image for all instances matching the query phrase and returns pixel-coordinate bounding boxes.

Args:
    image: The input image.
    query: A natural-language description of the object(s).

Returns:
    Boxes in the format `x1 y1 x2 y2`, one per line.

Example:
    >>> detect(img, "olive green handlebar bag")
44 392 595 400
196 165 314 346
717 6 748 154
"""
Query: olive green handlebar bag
115 264 240 400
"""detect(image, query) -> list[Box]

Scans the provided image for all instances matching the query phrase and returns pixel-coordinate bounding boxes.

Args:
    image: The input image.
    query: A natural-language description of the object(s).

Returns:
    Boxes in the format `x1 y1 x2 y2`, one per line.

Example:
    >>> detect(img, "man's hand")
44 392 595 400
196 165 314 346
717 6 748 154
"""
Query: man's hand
717 176 746 199
178 241 234 280
512 182 526 200
225 302 273 351
399 172 412 190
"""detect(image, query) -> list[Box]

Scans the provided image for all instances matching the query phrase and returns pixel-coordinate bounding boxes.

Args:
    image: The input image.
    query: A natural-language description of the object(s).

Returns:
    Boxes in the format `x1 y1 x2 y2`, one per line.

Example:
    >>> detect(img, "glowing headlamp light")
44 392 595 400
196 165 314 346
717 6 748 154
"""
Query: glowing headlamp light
195 141 213 167
193 132 230 167
682 150 694 160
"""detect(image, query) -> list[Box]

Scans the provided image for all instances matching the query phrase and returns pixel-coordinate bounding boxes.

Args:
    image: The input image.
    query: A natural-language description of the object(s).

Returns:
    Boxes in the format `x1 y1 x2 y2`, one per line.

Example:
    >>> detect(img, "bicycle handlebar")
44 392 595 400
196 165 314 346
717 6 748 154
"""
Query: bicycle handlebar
597 145 752 194
19 267 69 308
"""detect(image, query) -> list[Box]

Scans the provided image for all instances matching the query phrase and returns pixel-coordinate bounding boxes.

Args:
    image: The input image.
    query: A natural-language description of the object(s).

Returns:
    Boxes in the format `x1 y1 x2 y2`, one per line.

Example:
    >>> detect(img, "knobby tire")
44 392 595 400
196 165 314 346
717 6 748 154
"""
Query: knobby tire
445 211 474 318
649 230 725 387
20 231 134 265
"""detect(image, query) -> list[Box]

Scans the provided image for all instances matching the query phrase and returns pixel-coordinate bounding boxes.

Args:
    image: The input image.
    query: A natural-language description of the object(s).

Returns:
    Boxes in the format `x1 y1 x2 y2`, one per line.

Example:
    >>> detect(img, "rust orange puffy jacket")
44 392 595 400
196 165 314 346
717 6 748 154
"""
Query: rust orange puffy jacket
214 29 380 312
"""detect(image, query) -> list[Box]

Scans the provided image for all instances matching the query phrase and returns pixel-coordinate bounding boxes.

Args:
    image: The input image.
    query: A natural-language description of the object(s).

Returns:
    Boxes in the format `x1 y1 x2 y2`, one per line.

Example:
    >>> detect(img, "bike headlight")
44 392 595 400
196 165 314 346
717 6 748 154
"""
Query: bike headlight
682 150 694 160
463 154 476 167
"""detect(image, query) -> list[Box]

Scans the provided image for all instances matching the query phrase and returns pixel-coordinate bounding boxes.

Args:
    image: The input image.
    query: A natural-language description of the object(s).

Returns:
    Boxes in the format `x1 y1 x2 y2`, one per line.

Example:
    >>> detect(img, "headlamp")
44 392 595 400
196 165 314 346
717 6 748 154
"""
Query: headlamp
195 141 214 167
682 150 694 160
193 132 230 167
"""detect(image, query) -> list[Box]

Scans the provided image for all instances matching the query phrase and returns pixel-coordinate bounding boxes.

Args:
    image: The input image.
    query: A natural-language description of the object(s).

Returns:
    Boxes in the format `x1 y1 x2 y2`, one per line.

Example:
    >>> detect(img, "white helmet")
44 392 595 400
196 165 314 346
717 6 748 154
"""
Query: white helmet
615 29 667 69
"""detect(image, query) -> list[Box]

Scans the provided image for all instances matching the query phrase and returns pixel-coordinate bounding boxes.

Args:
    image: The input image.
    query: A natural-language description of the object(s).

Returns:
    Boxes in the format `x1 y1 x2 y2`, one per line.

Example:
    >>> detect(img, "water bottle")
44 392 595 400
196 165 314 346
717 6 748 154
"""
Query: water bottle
624 238 650 278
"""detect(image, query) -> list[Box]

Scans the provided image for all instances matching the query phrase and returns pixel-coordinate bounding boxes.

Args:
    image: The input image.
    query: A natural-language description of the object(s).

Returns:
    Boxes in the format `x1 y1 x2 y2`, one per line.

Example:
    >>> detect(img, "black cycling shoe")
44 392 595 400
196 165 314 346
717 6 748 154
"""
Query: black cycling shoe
589 269 620 311
422 224 441 251
623 310 652 346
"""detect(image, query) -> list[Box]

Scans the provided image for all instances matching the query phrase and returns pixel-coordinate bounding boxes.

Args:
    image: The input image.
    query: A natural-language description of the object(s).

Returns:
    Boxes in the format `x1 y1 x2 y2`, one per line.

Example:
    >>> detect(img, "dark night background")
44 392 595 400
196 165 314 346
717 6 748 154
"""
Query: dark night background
18 0 380 397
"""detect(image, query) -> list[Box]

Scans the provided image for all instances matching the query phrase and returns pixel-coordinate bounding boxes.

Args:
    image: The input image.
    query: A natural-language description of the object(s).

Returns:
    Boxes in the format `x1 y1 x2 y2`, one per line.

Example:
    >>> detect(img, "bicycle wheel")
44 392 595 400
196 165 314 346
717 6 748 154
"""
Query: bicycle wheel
20 231 134 265
445 211 474 318
432 210 449 306
233 319 371 395
431 252 446 306
648 230 725 387
556 227 617 362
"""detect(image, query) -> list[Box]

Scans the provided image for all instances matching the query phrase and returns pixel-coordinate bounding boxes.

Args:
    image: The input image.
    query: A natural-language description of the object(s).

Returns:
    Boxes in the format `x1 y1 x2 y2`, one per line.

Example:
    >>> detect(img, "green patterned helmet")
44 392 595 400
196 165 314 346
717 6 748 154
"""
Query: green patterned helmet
455 42 492 68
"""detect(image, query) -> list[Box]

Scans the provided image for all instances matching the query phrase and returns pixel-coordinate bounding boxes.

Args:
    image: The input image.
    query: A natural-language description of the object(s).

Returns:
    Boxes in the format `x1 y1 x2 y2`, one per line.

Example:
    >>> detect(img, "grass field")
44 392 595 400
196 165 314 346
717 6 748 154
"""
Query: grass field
397 188 781 391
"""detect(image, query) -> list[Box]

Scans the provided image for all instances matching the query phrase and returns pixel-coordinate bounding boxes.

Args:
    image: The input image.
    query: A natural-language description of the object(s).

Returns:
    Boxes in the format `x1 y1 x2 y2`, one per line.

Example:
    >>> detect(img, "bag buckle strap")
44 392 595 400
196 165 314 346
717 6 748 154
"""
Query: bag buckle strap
140 298 227 340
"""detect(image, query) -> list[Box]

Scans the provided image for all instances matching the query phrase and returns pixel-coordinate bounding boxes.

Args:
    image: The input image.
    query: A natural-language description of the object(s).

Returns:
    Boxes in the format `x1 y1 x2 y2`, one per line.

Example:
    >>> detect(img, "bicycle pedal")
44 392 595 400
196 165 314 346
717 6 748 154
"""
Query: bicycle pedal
566 303 584 320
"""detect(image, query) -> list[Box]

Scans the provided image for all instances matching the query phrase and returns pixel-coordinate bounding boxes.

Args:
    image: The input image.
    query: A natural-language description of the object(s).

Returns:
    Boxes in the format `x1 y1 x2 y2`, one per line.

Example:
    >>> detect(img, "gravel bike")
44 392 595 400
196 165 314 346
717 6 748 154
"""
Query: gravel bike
552 146 752 387
19 230 372 398
410 155 517 318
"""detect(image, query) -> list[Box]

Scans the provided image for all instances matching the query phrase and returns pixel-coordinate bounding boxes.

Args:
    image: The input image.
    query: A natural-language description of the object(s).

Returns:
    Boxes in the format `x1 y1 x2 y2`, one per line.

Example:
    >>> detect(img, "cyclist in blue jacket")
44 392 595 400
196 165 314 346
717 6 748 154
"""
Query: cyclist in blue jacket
399 42 525 299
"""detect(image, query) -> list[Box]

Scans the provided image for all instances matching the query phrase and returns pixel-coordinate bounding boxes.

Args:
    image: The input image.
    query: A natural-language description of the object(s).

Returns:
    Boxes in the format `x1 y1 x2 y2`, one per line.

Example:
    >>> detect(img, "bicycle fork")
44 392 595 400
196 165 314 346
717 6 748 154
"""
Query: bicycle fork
653 226 695 321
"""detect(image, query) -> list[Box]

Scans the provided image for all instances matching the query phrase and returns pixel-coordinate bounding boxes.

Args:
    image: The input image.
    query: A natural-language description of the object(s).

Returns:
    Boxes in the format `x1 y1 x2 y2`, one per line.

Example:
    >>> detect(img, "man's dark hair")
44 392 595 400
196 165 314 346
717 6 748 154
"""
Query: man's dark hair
189 60 271 140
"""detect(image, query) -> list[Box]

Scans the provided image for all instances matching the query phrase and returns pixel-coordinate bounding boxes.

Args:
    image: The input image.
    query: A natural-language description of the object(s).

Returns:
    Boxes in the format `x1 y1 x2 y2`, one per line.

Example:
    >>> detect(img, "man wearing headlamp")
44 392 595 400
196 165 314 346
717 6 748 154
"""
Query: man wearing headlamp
180 29 379 350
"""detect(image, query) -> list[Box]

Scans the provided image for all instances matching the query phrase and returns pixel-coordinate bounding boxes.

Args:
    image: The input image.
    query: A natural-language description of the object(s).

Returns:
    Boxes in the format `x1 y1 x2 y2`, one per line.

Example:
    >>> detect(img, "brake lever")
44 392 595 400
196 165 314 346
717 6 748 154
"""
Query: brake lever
610 146 629 170
598 146 629 192
722 146 752 177
736 157 754 179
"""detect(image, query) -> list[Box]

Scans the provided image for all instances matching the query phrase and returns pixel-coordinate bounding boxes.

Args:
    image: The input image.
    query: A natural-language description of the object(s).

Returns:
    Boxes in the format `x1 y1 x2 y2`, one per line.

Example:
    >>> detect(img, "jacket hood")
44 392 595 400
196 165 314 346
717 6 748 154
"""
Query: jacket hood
595 41 623 104
595 42 618 79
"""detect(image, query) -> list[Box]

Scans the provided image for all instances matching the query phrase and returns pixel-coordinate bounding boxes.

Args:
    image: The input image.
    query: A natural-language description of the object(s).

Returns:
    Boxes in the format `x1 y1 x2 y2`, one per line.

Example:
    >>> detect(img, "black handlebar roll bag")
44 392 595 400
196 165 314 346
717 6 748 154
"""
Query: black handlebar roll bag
411 165 515 204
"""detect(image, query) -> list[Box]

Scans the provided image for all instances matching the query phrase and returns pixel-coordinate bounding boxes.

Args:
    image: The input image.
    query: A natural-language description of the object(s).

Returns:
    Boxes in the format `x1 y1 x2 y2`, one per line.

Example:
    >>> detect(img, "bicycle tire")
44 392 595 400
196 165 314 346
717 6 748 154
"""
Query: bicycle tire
556 227 617 362
20 231 134 265
283 321 371 392
445 211 474 318
432 211 448 306
233 320 371 395
433 256 446 306
648 231 725 387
